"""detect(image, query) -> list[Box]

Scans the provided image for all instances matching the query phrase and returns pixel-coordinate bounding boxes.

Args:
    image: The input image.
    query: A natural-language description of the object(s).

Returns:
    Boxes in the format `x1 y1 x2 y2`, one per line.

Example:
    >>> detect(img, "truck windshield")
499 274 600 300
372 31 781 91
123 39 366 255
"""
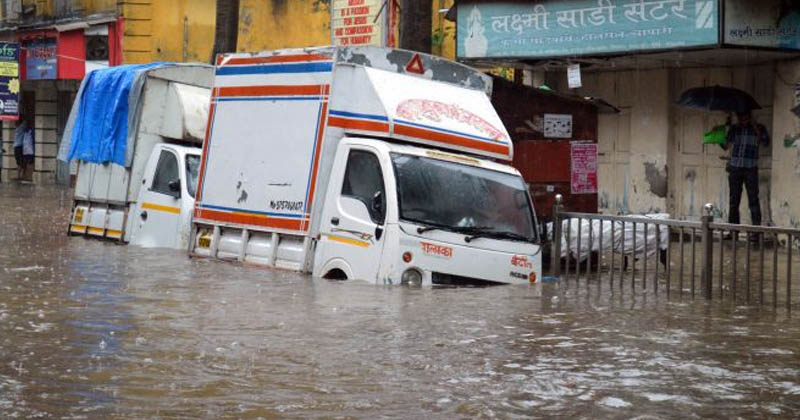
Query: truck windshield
391 153 536 242
186 154 201 199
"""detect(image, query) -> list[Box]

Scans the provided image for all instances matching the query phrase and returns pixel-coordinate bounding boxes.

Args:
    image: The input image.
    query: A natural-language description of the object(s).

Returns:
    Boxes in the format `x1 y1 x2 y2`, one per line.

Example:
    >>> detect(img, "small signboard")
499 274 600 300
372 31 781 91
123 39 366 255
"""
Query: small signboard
25 38 57 80
724 0 800 50
332 0 385 47
0 42 20 120
571 142 598 194
544 113 573 138
567 64 582 89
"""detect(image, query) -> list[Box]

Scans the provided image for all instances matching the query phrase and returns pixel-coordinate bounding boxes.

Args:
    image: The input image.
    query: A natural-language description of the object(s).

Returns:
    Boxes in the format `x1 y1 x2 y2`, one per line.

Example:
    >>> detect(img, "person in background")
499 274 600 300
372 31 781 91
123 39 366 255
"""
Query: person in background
13 118 26 180
723 111 769 230
21 118 34 183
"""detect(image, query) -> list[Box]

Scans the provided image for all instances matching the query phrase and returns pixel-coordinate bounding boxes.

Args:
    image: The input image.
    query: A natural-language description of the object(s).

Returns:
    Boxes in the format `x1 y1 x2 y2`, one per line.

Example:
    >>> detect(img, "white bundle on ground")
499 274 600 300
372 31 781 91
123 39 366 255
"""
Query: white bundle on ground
548 214 670 262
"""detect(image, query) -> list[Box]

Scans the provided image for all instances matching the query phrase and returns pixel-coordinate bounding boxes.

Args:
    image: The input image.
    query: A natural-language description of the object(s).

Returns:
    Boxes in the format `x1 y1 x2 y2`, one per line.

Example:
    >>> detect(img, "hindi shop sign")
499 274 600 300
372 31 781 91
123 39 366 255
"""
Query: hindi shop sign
457 0 720 59
0 42 20 120
724 0 800 50
332 0 385 47
25 38 57 80
571 142 598 195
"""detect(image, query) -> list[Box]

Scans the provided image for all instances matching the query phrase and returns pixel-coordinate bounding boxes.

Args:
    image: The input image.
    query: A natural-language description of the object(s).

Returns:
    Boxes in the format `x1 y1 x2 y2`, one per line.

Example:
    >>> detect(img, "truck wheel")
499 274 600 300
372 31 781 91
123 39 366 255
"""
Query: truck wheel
323 269 348 280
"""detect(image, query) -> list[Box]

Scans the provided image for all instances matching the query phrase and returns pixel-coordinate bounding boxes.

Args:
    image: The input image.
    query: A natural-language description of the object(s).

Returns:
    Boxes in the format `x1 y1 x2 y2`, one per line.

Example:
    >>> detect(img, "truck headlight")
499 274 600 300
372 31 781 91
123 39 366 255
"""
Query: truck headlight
401 269 423 286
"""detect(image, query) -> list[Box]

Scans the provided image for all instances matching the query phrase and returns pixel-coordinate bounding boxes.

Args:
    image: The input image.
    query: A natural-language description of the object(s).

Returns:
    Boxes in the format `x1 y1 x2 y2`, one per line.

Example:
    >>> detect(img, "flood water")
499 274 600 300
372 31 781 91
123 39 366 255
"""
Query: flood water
1 184 800 419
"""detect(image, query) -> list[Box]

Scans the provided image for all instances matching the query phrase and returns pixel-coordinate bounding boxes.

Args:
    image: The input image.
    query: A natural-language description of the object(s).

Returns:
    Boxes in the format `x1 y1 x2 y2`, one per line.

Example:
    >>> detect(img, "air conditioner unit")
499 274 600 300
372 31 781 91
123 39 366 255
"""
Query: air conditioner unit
86 36 109 61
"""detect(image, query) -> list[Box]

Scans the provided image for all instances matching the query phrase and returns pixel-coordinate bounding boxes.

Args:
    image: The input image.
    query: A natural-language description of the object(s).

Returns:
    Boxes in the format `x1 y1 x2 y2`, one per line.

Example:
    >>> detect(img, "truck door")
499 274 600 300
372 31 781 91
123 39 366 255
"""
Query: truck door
130 148 184 248
318 148 388 281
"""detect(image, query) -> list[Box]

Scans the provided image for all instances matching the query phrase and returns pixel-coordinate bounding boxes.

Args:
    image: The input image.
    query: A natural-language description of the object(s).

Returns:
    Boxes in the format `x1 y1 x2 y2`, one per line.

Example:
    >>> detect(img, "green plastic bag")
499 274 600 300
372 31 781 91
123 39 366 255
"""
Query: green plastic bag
703 124 728 145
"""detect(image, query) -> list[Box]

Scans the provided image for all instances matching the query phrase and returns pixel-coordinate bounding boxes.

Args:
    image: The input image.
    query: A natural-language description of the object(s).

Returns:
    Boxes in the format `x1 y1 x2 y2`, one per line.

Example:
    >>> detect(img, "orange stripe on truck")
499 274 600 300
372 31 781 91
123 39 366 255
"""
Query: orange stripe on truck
194 208 308 232
142 202 181 214
394 123 510 156
222 54 332 66
217 84 330 98
328 116 389 133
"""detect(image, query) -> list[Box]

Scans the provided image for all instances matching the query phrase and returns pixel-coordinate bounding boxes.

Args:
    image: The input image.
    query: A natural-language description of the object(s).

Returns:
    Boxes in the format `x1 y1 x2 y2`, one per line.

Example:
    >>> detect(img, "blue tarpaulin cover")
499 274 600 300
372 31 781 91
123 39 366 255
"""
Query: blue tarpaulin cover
67 63 165 166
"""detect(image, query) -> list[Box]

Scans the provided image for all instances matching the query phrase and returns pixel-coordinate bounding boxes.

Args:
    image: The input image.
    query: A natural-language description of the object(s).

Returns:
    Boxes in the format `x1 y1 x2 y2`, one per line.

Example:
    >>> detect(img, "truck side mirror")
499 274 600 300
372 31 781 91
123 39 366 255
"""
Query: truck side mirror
168 179 181 198
372 191 384 222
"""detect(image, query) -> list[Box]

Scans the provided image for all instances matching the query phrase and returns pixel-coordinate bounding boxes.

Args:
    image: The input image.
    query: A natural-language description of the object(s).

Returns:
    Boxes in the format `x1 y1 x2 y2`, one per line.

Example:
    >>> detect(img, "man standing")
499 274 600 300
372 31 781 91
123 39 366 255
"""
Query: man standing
723 111 769 227
21 120 34 183
13 118 26 180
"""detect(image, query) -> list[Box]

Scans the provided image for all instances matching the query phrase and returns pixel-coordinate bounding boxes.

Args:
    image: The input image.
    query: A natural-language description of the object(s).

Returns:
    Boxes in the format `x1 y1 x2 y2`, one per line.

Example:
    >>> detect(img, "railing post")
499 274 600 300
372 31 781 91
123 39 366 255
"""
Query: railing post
552 194 564 278
701 203 714 300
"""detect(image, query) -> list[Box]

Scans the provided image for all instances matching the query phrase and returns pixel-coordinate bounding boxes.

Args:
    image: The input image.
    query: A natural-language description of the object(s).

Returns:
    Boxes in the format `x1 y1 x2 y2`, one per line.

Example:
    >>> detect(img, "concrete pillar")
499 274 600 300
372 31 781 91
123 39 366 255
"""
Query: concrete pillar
34 81 58 184
1 120 15 182
770 60 800 230
628 69 670 214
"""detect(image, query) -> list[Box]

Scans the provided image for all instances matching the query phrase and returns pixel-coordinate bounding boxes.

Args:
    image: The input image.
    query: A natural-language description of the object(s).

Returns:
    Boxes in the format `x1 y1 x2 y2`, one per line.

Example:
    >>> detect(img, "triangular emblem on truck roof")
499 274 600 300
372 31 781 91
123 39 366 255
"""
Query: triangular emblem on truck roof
405 53 425 75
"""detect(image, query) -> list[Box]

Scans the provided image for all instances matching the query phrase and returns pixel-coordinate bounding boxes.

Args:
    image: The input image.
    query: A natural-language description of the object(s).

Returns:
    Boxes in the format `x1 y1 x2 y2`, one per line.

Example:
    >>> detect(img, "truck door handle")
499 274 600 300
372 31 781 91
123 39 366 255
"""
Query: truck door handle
140 211 148 220
331 217 339 226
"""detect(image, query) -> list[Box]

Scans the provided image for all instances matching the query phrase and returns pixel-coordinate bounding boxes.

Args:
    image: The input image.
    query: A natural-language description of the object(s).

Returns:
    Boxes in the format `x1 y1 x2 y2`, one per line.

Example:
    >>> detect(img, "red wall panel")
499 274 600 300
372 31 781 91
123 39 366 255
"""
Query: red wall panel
57 30 85 79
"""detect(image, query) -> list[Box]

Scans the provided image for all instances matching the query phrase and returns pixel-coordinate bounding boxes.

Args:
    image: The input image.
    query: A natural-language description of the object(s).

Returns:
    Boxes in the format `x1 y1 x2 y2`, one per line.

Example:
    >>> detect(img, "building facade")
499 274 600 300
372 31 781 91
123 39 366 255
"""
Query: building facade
0 0 214 184
452 0 800 229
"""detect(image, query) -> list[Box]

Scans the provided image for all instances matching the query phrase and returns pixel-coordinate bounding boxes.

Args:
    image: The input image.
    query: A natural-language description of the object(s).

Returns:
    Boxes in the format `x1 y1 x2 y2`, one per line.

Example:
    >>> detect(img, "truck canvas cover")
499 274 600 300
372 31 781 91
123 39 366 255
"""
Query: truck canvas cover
194 46 512 237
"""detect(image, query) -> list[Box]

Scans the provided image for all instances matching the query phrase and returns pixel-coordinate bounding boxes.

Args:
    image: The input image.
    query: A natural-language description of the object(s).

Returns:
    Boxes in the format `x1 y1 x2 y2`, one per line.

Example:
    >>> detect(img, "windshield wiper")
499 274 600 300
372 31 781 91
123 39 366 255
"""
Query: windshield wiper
417 225 440 234
464 229 533 243
412 221 452 234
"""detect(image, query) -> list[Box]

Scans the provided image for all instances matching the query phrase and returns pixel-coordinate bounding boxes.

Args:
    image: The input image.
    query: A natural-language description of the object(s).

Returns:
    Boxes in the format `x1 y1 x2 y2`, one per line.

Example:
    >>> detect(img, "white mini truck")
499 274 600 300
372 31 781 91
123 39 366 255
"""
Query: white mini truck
68 64 213 249
191 46 543 285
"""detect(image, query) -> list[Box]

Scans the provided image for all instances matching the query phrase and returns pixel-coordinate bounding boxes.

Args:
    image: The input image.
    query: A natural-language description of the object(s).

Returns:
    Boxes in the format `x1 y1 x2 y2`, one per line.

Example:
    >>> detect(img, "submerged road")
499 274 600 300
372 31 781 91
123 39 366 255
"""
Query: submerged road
1 184 799 418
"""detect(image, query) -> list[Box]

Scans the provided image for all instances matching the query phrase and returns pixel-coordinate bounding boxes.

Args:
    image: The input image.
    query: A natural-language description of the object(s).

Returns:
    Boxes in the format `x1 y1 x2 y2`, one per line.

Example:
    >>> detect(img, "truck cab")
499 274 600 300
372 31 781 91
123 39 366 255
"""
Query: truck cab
129 144 201 249
314 138 540 285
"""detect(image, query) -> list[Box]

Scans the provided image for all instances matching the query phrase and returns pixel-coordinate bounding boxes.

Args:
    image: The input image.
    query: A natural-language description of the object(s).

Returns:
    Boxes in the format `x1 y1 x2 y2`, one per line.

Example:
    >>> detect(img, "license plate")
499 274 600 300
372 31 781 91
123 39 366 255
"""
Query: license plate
198 234 211 248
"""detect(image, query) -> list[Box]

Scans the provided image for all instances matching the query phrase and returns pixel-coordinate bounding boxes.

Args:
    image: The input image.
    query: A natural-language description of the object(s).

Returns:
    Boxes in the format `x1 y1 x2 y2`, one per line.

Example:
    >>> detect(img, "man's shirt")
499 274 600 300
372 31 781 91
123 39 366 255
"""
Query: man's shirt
727 123 769 169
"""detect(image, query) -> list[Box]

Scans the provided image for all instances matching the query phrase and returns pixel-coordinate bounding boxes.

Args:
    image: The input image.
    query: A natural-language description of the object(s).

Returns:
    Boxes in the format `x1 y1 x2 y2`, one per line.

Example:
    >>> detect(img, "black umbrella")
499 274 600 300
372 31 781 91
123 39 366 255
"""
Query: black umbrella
676 85 761 114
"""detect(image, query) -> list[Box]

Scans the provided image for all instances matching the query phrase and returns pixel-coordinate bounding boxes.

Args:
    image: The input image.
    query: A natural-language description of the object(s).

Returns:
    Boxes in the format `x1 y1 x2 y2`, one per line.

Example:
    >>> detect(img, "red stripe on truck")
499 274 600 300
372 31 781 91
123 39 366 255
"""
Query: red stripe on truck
194 208 308 232
304 100 329 222
221 55 332 66
196 101 216 202
218 84 330 98
394 123 510 156
328 116 390 133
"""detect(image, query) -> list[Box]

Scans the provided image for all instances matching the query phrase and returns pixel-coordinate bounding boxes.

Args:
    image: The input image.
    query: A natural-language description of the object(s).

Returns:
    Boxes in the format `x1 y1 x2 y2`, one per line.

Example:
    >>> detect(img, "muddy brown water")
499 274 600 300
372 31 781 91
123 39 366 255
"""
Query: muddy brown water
1 184 799 419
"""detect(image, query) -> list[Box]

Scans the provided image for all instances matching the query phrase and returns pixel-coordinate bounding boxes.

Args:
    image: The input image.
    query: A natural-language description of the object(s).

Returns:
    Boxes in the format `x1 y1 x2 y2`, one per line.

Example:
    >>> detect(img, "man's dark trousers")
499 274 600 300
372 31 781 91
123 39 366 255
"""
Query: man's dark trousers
728 167 761 225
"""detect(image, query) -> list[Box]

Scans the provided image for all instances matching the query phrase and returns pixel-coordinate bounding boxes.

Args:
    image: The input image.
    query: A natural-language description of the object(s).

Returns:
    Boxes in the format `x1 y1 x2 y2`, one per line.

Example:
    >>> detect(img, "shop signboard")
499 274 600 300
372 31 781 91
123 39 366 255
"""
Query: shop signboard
0 42 20 120
571 142 598 194
457 0 720 59
724 0 800 50
25 38 57 80
331 0 385 46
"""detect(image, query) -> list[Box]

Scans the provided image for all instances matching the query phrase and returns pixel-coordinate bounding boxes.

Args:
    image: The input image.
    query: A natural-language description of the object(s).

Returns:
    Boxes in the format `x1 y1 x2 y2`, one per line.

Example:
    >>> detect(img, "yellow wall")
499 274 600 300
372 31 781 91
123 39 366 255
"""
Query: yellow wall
120 0 215 64
24 0 117 17
237 0 331 52
432 0 456 60
236 0 452 56
84 0 117 14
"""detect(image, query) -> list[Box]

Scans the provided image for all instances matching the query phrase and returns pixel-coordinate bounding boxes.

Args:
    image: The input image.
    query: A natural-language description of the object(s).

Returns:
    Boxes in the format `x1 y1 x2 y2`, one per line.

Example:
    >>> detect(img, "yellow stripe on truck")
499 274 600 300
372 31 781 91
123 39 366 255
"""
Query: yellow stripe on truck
106 229 123 238
325 234 371 248
87 227 105 235
142 202 181 214
70 224 87 233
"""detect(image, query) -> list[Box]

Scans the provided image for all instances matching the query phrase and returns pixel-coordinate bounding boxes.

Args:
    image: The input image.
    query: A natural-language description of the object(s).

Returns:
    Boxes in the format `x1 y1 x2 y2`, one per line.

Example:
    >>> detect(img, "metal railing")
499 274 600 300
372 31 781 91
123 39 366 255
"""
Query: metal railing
550 195 799 308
